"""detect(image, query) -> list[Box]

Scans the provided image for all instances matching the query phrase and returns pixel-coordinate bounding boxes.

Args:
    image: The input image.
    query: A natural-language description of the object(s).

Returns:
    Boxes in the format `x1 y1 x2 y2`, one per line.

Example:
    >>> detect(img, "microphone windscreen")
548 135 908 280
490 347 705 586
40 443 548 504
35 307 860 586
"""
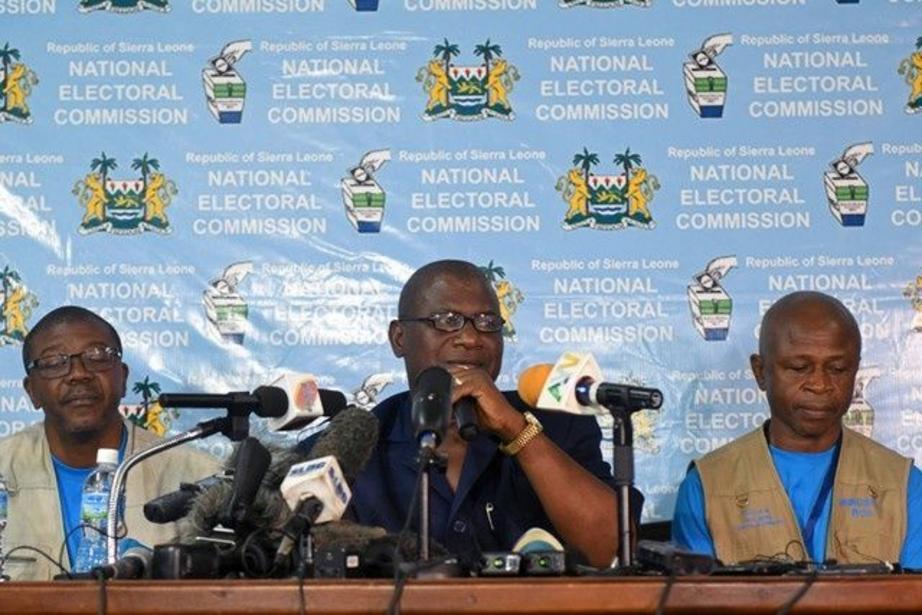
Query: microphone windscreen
306 406 379 483
253 386 289 418
517 363 553 407
319 389 348 418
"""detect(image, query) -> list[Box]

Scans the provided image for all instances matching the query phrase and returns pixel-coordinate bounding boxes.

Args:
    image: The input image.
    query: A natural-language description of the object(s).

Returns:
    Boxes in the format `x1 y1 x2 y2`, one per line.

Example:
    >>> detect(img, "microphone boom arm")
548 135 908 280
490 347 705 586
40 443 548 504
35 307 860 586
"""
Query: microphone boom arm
106 417 234 564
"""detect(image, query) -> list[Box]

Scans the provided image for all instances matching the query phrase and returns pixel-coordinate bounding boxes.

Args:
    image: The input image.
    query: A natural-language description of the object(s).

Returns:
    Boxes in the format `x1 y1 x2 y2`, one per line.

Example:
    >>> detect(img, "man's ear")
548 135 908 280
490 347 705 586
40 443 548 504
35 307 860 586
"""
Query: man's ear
119 362 129 399
22 376 41 409
388 320 405 358
750 354 766 390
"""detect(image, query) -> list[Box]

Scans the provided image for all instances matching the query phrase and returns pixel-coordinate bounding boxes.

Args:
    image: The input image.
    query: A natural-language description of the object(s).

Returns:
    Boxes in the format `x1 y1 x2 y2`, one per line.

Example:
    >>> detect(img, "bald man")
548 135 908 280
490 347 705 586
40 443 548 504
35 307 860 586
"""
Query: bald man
672 291 922 567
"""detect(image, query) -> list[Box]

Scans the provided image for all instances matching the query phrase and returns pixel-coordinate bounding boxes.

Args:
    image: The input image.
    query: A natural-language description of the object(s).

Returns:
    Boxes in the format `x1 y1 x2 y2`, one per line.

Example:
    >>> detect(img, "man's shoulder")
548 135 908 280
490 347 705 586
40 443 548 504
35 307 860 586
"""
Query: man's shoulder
695 426 765 468
128 423 221 475
0 421 45 460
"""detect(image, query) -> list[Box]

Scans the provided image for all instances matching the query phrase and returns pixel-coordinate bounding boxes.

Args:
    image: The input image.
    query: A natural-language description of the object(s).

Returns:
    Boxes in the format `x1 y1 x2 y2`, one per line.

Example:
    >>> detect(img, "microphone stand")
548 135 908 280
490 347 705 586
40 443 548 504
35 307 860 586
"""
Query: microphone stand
607 406 634 569
105 411 253 564
416 433 444 562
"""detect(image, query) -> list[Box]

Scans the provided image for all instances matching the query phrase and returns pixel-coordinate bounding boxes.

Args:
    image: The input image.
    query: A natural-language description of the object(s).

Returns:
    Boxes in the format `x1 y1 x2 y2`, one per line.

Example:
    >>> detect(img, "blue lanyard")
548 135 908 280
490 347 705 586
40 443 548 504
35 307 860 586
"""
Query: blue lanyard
801 436 842 558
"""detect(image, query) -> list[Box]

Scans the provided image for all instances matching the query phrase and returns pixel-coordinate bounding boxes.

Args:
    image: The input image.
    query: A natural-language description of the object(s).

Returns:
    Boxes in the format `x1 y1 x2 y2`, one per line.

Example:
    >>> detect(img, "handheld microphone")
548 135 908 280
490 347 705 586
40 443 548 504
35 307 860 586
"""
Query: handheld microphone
89 545 153 580
143 473 231 524
411 366 452 449
266 373 348 432
454 397 479 441
158 385 288 418
518 353 663 415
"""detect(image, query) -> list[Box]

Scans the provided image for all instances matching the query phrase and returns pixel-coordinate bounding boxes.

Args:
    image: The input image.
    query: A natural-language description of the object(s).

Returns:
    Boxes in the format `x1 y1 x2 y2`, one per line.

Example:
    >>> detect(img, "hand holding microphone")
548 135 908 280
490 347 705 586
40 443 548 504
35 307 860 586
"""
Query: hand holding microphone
445 365 528 443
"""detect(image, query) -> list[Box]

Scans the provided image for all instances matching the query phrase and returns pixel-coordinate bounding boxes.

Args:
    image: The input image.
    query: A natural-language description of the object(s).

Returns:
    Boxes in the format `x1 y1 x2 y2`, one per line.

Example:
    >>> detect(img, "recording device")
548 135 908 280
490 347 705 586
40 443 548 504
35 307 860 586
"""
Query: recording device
411 366 453 449
479 552 522 576
90 545 154 580
143 473 230 524
158 385 288 418
636 540 717 576
517 354 663 414
454 396 479 441
266 373 348 432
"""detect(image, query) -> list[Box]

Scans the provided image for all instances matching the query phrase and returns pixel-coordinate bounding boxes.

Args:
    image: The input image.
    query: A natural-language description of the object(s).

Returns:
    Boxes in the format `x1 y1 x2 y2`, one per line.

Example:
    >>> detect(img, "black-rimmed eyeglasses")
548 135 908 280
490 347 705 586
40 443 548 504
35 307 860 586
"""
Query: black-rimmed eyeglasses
399 311 505 334
26 346 122 379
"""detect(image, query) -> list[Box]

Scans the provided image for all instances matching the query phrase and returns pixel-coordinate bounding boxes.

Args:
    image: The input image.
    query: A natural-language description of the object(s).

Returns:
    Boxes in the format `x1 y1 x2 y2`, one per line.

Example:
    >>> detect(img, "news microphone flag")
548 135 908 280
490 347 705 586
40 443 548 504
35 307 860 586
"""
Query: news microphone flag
279 456 350 525
519 352 606 416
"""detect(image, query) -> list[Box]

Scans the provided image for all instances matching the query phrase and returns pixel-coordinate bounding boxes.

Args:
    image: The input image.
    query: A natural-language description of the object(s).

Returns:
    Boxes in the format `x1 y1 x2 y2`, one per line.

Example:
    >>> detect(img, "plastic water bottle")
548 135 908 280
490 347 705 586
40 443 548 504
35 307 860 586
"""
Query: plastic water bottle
0 470 8 579
73 448 118 573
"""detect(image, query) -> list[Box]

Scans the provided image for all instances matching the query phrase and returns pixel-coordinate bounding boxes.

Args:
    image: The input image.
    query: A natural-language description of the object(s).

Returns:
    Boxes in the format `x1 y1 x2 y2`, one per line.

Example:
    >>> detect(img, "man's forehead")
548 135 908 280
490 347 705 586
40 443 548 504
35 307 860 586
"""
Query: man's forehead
31 320 115 353
414 274 497 309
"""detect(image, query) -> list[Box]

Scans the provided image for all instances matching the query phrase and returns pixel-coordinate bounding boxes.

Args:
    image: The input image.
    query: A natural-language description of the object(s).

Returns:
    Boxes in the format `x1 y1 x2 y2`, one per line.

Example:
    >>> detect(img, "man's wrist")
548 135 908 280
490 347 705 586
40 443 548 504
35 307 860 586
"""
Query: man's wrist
499 412 543 456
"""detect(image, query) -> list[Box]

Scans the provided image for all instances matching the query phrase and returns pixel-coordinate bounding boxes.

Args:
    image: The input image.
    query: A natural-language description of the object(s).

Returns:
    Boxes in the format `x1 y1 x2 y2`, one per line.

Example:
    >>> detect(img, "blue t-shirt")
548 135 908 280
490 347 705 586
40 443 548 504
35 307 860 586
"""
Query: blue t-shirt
672 442 922 566
51 429 127 567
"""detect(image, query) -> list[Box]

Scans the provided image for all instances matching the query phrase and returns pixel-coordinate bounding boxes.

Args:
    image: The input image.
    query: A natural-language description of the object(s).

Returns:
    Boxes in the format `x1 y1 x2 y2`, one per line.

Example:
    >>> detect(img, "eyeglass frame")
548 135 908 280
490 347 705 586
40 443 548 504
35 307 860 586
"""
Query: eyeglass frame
25 345 123 378
398 311 506 334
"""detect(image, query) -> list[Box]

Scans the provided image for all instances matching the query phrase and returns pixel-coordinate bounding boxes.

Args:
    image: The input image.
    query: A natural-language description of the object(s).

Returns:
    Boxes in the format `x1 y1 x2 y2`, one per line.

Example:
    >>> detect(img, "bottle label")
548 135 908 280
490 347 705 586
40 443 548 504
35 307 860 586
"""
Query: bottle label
81 492 109 527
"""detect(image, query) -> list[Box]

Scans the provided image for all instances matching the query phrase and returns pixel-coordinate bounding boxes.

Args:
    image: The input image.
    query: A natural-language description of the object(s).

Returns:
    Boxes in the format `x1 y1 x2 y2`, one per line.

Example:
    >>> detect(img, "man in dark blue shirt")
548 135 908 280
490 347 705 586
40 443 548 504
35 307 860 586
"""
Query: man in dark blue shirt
344 259 626 567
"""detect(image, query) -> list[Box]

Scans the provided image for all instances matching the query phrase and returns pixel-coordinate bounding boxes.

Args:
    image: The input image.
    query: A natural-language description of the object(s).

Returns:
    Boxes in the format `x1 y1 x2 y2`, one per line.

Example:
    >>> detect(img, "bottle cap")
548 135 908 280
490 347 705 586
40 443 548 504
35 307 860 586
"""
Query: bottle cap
96 448 118 465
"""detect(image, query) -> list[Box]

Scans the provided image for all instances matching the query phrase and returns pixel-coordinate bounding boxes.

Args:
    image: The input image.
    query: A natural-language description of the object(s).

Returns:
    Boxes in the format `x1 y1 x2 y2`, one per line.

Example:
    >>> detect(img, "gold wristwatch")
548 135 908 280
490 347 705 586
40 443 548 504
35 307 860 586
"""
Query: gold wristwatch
499 411 543 456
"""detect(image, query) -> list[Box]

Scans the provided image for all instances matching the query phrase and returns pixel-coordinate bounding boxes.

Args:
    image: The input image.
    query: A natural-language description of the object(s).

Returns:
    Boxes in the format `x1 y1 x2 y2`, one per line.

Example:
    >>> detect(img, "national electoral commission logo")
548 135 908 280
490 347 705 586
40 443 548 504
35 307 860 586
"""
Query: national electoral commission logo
0 43 38 125
898 37 922 115
0 266 38 346
121 376 179 436
687 256 736 341
79 0 170 13
556 147 660 231
559 0 650 7
824 142 873 227
203 41 251 125
479 260 524 341
417 39 520 122
203 261 253 345
683 34 733 119
341 149 391 233
73 152 176 235
905 273 922 332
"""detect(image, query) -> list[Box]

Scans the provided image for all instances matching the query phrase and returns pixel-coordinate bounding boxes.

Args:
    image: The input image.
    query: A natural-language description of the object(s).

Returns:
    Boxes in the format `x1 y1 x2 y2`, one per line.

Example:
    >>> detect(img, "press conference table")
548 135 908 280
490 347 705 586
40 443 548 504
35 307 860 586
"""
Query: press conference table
1 576 920 614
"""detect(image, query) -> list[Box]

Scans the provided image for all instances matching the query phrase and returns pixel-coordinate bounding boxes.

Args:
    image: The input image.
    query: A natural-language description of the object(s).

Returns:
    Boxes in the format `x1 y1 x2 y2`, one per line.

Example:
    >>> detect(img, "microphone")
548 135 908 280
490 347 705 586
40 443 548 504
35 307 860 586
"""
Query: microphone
518 352 663 415
454 397 479 441
158 385 288 418
143 473 231 524
221 437 272 530
411 366 452 449
272 406 380 570
266 373 348 432
89 545 153 580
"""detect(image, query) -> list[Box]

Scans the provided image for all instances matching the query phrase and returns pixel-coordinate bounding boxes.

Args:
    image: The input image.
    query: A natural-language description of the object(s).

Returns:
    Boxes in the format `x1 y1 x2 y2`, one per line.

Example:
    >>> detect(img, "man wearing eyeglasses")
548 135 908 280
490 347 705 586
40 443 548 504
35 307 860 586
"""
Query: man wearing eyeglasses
0 306 219 580
340 260 624 567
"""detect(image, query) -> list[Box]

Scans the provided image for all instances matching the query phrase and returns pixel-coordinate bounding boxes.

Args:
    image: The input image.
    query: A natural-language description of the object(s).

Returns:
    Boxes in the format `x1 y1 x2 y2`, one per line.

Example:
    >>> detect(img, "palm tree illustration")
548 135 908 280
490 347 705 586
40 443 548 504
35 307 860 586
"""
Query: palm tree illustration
433 38 460 76
614 148 643 184
474 39 502 76
131 152 160 194
479 260 506 285
0 43 21 113
573 147 600 185
132 376 161 424
90 152 118 196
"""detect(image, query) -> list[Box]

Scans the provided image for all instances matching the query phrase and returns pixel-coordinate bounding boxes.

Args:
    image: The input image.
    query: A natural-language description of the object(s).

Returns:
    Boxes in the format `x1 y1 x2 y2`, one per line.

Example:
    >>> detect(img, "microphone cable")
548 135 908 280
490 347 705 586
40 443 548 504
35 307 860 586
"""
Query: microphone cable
387 460 426 615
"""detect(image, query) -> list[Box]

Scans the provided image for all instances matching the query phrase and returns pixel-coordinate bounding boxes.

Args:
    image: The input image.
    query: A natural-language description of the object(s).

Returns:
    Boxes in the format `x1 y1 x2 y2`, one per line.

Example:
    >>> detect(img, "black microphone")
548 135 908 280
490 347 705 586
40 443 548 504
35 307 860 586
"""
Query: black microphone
89 545 154 580
411 366 452 448
574 378 663 412
158 385 288 418
143 473 230 524
221 437 272 530
454 397 478 441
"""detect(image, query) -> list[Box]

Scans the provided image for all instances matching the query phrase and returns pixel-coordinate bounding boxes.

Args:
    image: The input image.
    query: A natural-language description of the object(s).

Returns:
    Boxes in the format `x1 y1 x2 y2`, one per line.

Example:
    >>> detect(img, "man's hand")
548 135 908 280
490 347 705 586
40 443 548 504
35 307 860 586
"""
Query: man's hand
445 365 527 442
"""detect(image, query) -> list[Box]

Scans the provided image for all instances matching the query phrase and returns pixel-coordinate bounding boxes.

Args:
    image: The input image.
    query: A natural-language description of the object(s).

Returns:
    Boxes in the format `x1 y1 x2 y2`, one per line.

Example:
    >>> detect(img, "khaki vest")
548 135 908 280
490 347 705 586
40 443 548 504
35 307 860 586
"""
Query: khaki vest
0 421 221 580
696 426 910 565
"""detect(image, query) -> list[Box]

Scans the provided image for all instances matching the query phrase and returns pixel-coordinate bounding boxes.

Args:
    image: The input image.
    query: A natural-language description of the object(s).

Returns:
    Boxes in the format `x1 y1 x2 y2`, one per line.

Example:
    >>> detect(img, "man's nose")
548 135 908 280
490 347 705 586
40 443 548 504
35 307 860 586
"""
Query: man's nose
65 354 93 380
452 320 481 345
804 368 832 392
